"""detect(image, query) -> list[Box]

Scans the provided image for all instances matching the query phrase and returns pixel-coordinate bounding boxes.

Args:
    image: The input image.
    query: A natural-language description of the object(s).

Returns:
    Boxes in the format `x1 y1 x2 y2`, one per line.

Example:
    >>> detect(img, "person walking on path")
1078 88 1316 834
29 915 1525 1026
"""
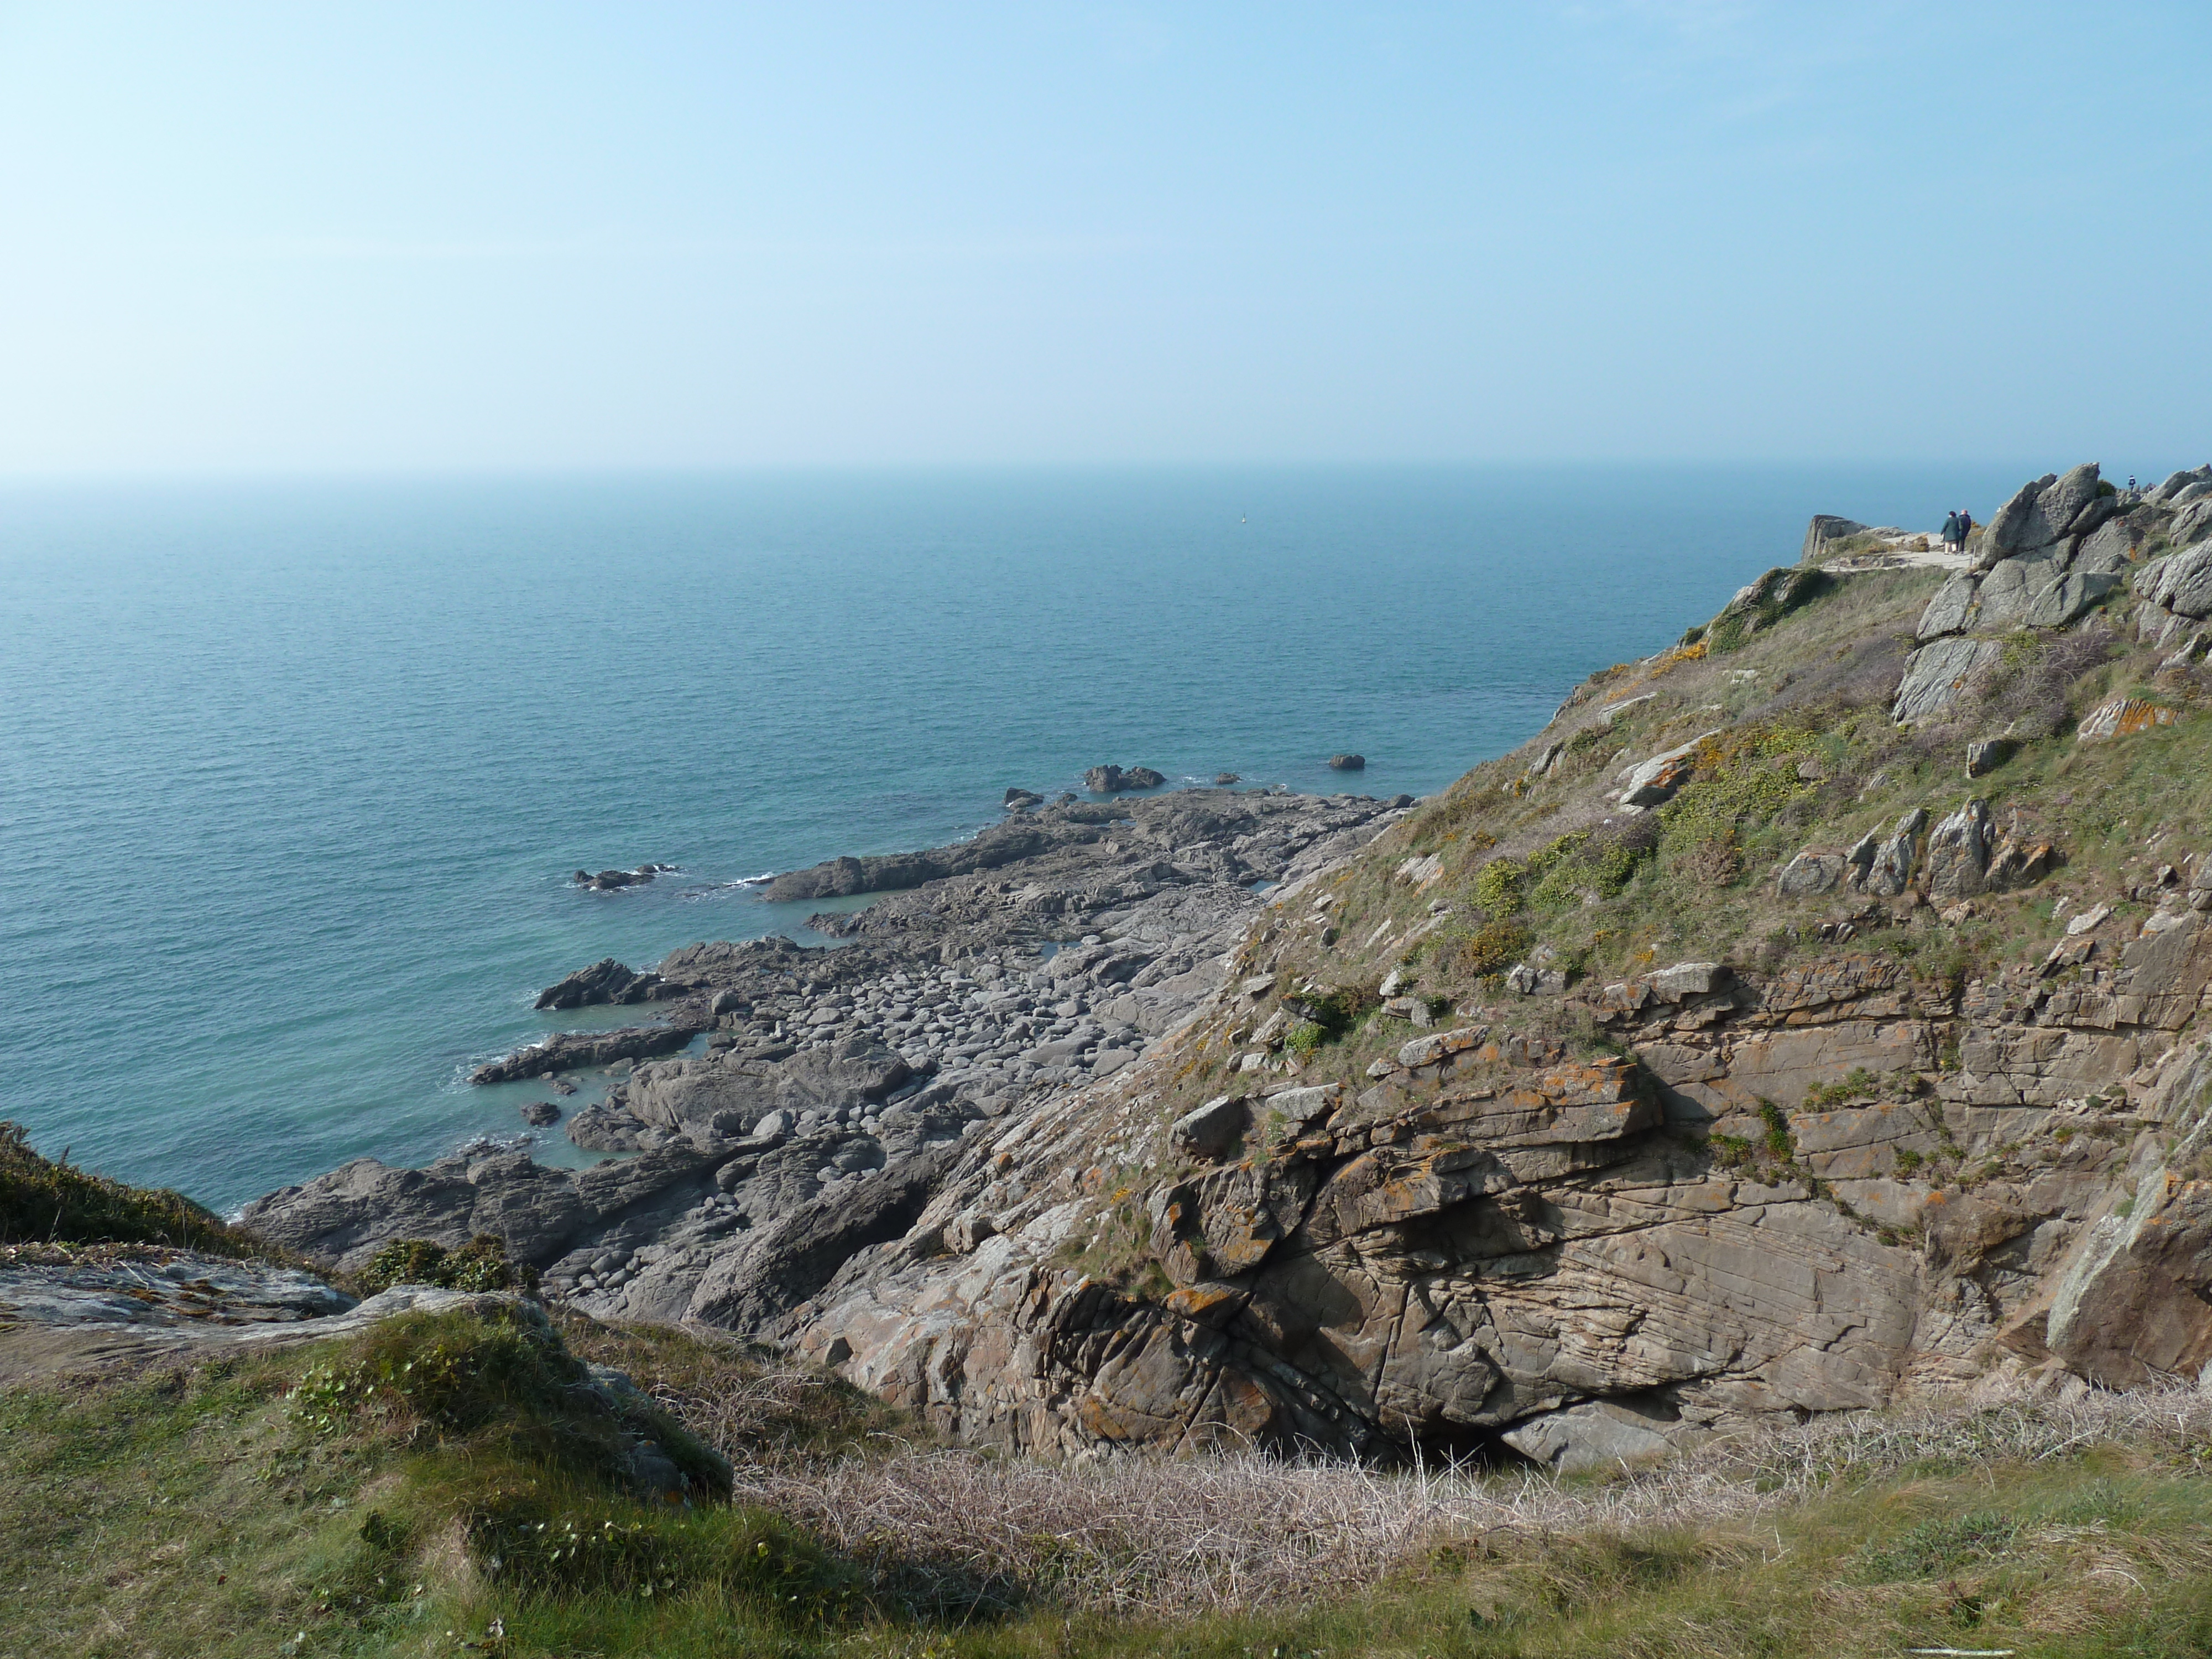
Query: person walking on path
1957 508 1974 551
1940 510 1962 551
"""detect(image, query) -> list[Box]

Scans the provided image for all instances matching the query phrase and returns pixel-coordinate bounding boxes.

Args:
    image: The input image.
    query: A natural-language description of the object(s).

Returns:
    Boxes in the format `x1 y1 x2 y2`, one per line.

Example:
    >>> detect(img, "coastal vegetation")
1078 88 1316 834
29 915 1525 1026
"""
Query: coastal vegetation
7 1281 2212 1658
15 469 2212 1655
0 1119 270 1261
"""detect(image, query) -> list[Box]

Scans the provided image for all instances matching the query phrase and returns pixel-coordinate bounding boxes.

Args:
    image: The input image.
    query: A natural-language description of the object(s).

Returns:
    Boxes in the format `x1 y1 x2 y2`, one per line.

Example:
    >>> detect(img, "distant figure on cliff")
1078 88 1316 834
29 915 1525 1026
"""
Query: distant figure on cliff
1955 509 1973 551
1940 510 1962 551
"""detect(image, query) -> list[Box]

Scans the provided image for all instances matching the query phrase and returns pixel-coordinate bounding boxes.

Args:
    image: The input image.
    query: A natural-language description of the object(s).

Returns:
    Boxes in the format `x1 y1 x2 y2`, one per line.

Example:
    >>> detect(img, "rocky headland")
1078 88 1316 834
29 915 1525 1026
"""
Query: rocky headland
236 460 2212 1474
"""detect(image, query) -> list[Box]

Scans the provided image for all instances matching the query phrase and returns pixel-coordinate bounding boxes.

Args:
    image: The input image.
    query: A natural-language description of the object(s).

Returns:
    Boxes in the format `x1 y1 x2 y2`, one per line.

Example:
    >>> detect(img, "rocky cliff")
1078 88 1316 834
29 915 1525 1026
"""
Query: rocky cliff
247 461 2212 1472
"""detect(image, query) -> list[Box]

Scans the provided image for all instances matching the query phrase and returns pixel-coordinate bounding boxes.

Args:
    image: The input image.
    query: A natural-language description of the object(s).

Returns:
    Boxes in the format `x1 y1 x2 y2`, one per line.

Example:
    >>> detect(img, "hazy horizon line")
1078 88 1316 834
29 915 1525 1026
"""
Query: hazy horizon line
0 453 2148 488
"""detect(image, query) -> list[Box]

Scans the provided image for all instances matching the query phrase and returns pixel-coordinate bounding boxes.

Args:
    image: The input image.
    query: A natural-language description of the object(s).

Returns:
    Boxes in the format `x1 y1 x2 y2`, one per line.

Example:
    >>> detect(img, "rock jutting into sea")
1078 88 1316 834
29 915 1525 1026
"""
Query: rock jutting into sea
244 458 2212 1472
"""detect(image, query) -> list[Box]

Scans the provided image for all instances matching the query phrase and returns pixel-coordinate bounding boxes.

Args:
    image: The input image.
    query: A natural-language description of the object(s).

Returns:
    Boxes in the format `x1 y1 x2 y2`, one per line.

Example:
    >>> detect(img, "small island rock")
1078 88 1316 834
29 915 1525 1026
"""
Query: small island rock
1083 765 1166 794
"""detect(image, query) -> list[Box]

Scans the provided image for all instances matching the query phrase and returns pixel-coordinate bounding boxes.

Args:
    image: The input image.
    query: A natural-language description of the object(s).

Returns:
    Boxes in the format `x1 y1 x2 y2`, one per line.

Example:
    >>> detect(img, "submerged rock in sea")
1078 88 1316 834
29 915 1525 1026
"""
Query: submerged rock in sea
573 864 676 891
1328 753 1365 770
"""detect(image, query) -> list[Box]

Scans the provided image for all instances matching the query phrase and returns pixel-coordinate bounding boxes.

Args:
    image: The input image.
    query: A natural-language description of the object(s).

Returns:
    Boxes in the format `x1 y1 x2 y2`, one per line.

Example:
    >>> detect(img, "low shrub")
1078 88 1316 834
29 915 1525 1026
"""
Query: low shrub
359 1232 536 1296
1439 919 1533 979
1804 1068 1881 1108
1472 858 1523 916
1757 1100 1794 1161
1279 985 1375 1054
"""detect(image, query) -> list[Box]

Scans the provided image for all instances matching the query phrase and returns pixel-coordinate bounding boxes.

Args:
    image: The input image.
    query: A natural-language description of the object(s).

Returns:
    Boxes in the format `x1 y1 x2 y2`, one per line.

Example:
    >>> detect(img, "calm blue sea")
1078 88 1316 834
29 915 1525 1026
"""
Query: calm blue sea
0 465 2033 1211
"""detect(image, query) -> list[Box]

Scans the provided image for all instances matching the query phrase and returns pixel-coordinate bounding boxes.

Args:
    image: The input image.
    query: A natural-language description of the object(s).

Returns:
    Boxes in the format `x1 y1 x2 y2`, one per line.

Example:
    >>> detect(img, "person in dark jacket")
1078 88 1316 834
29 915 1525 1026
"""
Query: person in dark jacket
1957 509 1973 549
1940 510 1962 550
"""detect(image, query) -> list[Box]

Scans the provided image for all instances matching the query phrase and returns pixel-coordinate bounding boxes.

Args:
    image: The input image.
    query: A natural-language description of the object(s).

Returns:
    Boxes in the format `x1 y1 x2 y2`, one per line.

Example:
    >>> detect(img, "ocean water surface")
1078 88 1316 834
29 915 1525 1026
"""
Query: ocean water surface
0 465 2033 1209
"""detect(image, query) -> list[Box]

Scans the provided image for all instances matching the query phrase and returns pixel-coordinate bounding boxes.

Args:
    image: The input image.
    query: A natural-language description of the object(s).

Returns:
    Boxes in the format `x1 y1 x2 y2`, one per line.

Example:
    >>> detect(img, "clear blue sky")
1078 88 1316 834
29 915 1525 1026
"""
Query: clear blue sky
1 2 2205 473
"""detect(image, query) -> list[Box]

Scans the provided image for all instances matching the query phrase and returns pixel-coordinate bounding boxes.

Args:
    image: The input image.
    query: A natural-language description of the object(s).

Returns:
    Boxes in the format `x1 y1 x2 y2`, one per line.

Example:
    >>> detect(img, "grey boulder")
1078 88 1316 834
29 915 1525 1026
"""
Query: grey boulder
2021 569 2121 629
240 1150 588 1274
1965 739 2014 779
1973 550 2068 628
1892 637 2001 724
1800 514 1869 564
1170 1095 1249 1162
1979 463 2114 567
534 957 672 1011
2073 516 2146 575
1854 808 1927 897
1924 800 1992 900
2143 545 2212 620
1501 1398 1677 1474
1915 572 1979 641
1776 851 1846 898
2150 465 2212 505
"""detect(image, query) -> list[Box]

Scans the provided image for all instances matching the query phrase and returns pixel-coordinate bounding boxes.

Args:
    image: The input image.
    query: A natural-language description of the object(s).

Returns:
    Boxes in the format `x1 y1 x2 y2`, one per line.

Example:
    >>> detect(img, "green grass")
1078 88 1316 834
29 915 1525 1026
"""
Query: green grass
7 1312 2212 1658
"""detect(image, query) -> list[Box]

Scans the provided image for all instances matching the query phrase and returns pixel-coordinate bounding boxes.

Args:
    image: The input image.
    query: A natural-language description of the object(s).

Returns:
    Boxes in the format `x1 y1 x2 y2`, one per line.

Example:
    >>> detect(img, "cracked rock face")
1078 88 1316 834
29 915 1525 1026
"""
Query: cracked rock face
780 889 2212 1468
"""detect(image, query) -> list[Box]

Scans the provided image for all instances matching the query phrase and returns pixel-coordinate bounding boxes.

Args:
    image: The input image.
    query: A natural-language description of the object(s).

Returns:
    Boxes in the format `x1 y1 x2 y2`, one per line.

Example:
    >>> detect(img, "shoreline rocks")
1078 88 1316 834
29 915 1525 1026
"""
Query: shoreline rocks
535 957 682 1010
469 1023 702 1085
248 785 1412 1339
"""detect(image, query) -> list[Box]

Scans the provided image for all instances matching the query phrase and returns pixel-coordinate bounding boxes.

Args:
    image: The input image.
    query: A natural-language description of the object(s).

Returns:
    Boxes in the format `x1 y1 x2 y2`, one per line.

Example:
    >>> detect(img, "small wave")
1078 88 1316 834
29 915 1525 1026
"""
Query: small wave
452 1131 533 1158
680 871 778 901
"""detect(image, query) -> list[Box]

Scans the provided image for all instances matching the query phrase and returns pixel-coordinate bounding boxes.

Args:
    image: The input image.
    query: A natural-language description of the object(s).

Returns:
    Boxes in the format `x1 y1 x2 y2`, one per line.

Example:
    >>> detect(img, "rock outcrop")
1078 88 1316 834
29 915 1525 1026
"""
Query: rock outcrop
1801 515 1870 564
573 864 676 891
469 1022 702 1084
535 957 681 1010
242 460 2212 1472
1896 459 2212 724
1084 765 1167 794
249 787 1410 1339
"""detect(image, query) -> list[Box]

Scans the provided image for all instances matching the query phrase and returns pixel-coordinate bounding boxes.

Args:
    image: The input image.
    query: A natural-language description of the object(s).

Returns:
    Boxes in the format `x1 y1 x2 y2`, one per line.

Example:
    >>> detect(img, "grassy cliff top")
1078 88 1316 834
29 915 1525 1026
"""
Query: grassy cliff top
6 1276 2212 1657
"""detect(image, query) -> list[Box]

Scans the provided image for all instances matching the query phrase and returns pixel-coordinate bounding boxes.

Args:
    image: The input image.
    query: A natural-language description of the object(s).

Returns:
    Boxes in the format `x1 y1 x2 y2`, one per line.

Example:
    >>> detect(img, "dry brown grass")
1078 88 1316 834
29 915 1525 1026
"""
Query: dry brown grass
655 1368 2212 1617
